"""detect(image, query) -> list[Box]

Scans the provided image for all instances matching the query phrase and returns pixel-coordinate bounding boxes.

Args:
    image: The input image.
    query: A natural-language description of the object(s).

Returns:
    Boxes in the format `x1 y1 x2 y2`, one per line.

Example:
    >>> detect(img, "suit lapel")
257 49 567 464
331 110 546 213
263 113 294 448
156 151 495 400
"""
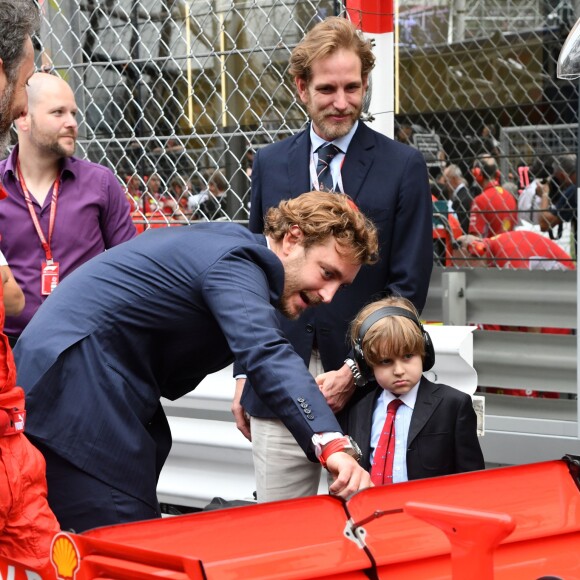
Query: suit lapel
349 386 381 469
341 122 375 200
408 377 442 445
288 128 313 197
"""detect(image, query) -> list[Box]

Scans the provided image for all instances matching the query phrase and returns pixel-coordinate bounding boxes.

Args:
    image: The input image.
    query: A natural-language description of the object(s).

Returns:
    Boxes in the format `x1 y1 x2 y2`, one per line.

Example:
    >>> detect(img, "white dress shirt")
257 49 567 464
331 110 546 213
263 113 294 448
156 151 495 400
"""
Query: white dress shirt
370 382 420 483
309 122 358 193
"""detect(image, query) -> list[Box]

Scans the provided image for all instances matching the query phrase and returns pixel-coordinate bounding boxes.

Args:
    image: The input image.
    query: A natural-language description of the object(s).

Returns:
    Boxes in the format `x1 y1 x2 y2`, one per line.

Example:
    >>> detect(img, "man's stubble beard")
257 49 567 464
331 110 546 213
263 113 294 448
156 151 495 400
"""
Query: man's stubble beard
29 128 76 159
306 101 362 142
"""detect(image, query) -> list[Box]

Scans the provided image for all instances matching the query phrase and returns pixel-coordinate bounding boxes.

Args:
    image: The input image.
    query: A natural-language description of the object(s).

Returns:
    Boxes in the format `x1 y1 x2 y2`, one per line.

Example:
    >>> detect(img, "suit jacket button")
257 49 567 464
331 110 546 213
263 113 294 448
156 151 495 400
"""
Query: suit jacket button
304 408 312 414
301 402 308 408
297 397 305 403
306 414 314 420
305 324 314 333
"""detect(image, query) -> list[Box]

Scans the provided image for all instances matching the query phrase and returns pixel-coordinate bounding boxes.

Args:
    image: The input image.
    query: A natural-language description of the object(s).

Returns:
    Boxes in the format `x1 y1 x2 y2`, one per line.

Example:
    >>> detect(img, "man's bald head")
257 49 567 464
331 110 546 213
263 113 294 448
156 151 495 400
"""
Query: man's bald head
25 72 75 113
16 71 78 159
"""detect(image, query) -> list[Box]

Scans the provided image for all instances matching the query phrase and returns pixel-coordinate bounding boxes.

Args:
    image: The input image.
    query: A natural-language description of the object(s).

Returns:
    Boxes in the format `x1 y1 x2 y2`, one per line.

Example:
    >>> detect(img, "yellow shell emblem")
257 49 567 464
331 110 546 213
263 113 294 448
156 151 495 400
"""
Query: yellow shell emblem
51 534 80 580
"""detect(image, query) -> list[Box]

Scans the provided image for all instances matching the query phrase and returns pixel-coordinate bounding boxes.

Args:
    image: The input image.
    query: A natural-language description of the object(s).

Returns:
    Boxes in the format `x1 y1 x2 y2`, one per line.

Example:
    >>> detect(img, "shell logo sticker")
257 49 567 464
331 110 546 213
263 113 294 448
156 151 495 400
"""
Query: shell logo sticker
51 533 80 580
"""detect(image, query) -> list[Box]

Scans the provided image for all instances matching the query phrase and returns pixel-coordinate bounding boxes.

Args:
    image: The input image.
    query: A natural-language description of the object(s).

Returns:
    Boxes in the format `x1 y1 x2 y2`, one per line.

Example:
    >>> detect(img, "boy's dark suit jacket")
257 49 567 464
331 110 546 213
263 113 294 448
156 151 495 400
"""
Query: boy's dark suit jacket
340 376 485 479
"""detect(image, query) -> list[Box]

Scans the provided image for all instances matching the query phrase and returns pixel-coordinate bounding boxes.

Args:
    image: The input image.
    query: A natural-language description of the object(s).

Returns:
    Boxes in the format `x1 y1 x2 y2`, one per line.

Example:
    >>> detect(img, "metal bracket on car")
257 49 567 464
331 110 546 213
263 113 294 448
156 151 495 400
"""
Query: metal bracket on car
343 518 367 549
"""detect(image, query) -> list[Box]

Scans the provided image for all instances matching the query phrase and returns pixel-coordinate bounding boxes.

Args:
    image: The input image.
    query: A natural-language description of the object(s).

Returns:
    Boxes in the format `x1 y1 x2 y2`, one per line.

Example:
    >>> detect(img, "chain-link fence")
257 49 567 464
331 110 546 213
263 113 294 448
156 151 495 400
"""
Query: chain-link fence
30 0 579 268
399 0 578 269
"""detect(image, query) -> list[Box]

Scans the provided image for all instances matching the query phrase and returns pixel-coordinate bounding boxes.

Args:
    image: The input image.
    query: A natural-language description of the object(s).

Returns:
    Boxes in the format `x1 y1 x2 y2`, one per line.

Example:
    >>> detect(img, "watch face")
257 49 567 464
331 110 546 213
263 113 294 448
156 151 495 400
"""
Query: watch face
355 375 367 387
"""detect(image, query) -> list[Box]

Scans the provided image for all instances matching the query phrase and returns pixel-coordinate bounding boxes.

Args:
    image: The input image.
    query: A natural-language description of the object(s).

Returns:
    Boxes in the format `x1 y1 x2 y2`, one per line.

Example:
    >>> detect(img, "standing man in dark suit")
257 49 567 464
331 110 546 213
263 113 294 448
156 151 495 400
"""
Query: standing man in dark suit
14 191 378 533
232 16 432 502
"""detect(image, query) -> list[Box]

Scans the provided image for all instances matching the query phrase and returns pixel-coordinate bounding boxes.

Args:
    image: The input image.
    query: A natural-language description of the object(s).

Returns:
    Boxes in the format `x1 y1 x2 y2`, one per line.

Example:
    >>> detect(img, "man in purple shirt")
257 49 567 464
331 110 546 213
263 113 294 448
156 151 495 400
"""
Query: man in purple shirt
0 72 136 345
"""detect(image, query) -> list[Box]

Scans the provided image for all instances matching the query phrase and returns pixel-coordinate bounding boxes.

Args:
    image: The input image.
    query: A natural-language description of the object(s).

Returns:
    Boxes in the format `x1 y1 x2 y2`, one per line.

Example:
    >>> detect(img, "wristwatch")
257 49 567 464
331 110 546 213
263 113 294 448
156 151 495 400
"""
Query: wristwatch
345 358 366 387
319 436 363 469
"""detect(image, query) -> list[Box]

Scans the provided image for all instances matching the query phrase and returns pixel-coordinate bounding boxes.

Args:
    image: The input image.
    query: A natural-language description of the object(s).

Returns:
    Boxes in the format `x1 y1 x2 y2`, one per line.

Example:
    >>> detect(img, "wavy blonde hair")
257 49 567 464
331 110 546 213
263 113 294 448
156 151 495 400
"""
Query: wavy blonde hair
289 16 375 84
264 191 378 266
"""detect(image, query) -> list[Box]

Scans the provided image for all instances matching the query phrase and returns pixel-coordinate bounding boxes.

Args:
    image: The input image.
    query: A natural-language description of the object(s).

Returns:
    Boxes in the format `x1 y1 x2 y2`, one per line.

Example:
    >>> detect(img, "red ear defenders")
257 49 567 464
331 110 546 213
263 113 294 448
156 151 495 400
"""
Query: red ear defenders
472 165 484 185
472 162 500 185
353 306 436 383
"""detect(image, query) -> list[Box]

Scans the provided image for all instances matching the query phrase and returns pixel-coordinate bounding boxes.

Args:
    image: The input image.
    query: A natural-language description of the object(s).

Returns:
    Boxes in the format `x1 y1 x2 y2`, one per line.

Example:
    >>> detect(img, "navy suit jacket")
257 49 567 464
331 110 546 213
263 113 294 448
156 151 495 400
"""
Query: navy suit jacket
242 121 433 417
14 224 343 510
340 376 485 480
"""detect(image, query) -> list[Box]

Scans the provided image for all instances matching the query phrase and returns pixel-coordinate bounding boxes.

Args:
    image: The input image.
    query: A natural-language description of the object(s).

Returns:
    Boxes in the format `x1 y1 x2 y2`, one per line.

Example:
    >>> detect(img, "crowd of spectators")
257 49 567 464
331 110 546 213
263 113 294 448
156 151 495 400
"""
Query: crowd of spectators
427 147 577 267
123 168 229 230
394 120 576 270
423 135 576 400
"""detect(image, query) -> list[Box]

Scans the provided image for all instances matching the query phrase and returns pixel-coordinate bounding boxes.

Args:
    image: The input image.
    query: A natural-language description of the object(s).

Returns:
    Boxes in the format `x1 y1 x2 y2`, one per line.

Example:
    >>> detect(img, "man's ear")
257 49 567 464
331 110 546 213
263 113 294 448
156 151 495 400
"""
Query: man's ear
14 113 29 132
295 77 308 105
281 224 304 255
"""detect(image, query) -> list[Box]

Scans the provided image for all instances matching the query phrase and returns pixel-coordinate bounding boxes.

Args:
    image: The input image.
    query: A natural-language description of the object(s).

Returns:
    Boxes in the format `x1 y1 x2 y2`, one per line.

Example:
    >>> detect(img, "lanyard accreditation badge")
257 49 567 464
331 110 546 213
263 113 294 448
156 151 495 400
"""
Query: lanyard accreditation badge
16 160 60 295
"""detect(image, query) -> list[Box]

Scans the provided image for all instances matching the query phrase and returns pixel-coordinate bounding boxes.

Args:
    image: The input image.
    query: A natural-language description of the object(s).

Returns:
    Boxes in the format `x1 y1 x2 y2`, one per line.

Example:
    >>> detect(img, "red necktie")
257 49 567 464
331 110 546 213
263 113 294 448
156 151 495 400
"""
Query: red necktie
371 398 403 485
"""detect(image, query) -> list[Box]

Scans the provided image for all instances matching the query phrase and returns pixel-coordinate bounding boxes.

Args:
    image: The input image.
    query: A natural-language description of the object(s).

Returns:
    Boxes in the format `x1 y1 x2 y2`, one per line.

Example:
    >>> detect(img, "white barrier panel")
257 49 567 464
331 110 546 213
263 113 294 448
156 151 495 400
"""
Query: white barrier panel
158 367 253 509
424 325 477 395
158 326 482 509
158 416 255 509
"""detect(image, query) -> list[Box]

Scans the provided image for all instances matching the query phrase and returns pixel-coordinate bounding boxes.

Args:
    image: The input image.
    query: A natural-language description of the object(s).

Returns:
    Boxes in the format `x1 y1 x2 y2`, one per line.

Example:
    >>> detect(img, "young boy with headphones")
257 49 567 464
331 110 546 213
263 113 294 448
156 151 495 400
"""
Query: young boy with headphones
339 297 484 485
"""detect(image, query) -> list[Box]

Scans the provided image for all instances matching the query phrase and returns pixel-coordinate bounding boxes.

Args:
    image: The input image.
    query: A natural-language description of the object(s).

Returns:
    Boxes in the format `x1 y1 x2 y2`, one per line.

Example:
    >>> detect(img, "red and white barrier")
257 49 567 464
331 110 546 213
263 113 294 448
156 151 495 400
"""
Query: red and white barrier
346 0 395 138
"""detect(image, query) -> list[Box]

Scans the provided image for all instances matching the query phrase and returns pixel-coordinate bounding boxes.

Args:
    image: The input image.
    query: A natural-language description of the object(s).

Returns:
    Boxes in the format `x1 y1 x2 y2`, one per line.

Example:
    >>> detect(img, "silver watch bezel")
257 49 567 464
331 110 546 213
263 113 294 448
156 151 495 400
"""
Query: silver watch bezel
345 358 367 387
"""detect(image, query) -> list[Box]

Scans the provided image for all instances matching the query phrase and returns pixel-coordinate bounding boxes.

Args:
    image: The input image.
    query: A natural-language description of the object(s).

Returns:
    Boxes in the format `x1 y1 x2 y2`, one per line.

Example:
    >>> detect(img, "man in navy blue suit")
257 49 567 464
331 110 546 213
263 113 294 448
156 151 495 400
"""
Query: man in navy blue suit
232 16 432 502
14 191 378 532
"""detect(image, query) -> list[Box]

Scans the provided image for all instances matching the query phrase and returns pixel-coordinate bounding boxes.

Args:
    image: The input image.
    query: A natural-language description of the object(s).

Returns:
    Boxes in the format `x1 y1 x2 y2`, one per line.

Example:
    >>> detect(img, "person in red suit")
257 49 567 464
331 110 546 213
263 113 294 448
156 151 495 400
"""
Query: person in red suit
469 156 518 238
458 230 574 271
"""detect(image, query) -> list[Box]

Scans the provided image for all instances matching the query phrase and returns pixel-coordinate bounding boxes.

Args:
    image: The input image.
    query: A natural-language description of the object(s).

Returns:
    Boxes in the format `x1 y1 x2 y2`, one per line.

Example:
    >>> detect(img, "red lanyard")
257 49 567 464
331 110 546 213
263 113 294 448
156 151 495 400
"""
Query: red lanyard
16 159 60 264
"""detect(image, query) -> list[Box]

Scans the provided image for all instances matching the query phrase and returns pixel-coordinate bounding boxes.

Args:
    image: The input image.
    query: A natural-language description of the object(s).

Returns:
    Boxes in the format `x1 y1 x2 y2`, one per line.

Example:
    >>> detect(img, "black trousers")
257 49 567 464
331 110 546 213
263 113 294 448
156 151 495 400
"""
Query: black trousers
30 438 161 533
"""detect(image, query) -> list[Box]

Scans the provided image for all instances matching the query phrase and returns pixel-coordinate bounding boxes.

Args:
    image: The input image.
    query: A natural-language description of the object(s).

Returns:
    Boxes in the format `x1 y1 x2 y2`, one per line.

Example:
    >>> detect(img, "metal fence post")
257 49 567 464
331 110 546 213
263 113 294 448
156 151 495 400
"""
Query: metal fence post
442 271 466 325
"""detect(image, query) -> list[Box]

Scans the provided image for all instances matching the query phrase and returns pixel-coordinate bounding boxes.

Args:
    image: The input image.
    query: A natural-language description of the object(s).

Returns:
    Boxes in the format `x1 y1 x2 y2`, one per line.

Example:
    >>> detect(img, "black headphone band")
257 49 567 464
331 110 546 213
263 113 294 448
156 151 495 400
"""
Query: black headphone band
357 306 424 345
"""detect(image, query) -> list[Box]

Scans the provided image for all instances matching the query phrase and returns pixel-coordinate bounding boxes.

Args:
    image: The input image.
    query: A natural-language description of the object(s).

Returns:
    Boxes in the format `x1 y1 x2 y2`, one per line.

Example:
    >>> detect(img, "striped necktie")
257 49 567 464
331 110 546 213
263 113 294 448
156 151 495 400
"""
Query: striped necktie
316 143 342 192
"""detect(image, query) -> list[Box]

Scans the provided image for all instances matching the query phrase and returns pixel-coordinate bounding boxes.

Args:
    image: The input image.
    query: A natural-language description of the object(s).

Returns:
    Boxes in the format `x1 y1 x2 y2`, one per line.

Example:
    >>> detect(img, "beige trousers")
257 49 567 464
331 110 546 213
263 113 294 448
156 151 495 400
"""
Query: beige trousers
250 351 327 502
